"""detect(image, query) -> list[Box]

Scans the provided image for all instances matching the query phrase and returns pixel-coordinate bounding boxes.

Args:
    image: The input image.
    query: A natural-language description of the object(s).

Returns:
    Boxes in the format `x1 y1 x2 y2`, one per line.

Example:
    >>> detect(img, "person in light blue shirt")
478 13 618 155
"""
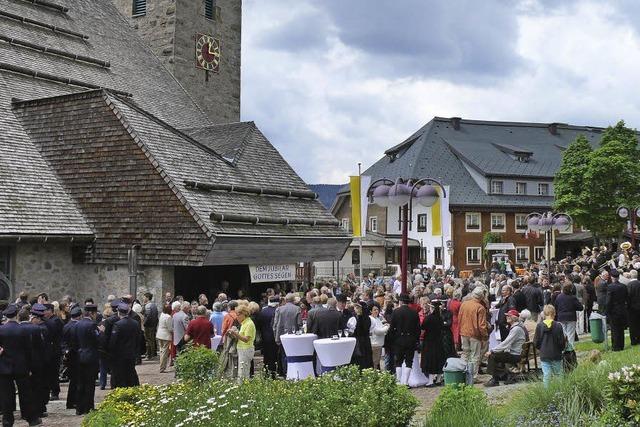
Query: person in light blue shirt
210 302 226 337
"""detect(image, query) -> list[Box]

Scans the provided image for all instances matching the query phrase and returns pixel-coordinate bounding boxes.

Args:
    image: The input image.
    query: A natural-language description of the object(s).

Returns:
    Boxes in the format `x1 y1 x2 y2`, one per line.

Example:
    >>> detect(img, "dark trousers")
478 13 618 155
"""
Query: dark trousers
76 362 98 415
66 358 78 409
498 323 509 342
487 352 520 379
45 354 61 397
394 344 414 368
112 358 139 388
30 367 48 417
1 374 37 425
277 344 287 377
610 316 627 351
262 340 278 377
144 326 157 358
629 309 640 345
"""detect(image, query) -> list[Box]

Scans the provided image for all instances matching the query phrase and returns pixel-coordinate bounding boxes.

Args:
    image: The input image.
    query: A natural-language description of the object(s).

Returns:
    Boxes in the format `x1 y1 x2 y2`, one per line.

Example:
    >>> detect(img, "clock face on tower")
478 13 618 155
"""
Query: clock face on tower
195 33 221 72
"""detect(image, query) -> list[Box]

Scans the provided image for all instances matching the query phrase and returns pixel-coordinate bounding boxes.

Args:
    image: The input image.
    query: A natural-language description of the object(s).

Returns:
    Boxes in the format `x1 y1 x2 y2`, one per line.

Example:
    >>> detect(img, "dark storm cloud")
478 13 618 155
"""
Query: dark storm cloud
257 7 331 52
321 0 523 83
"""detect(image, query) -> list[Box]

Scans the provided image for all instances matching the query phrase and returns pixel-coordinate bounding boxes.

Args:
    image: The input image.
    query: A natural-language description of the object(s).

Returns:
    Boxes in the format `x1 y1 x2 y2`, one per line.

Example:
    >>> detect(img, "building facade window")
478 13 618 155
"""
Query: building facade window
132 0 146 16
490 213 506 232
369 216 378 233
516 246 530 263
434 247 443 265
516 182 527 195
538 183 549 196
534 246 545 262
417 213 427 232
515 213 528 232
0 246 9 277
341 218 349 231
465 212 481 232
466 247 481 265
352 249 360 265
491 180 504 194
420 247 427 263
205 0 221 20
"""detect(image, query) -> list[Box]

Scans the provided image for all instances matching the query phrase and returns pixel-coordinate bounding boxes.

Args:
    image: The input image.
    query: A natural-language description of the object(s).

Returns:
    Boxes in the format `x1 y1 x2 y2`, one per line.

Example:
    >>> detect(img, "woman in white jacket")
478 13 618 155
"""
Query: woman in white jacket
369 304 389 370
156 304 174 373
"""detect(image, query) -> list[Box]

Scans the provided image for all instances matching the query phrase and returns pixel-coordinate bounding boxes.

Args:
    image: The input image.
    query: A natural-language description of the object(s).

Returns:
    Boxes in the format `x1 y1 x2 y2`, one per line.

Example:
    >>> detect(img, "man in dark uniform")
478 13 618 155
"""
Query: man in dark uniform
99 299 121 390
42 303 64 401
627 271 640 345
18 307 45 420
28 304 51 419
74 304 100 416
109 303 140 388
61 307 81 410
388 293 420 386
0 304 41 426
606 270 628 351
256 296 279 378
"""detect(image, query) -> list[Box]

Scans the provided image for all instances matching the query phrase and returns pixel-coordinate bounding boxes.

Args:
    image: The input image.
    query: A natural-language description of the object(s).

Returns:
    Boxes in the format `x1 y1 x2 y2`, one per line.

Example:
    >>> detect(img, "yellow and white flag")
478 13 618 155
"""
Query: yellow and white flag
350 175 371 237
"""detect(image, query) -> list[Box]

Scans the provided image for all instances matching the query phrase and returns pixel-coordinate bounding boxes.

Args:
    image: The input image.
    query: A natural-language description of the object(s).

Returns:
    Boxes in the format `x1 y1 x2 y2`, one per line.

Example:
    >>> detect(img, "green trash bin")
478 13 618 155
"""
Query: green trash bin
443 370 466 386
590 318 604 343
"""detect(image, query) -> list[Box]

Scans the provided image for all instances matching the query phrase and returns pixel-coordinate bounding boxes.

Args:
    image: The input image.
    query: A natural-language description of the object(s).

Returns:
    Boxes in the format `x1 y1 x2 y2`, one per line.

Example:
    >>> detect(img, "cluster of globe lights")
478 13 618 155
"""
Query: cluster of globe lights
370 178 440 208
527 212 572 233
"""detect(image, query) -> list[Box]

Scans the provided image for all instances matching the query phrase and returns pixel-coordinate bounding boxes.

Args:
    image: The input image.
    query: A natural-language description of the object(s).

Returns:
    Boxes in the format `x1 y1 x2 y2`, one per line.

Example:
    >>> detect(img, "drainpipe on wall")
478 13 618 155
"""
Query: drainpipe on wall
128 244 140 298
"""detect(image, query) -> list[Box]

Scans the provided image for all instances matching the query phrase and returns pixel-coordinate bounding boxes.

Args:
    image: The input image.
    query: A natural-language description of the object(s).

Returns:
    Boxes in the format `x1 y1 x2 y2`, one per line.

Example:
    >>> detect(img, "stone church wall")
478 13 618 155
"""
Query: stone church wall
11 243 174 305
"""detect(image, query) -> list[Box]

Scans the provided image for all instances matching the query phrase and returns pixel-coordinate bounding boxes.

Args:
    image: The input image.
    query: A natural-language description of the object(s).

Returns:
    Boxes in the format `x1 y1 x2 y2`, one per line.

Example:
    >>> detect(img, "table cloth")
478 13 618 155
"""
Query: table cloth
313 337 356 373
281 333 318 380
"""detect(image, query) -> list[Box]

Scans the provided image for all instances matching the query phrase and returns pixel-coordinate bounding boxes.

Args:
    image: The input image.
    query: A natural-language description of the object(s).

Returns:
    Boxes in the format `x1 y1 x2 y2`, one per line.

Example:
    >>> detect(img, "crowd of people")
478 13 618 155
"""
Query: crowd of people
2 241 639 425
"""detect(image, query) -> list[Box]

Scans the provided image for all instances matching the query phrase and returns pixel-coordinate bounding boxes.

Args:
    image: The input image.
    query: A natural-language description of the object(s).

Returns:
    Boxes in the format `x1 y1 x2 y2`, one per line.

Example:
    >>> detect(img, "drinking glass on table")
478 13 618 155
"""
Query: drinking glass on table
338 329 343 338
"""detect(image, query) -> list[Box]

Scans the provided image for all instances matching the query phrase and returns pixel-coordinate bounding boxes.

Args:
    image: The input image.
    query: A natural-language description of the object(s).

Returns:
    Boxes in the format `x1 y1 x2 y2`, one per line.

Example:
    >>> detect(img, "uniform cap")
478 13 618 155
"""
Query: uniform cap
31 303 46 316
70 307 82 317
610 269 620 278
84 303 98 312
2 304 18 317
43 303 54 311
110 298 122 309
117 303 130 313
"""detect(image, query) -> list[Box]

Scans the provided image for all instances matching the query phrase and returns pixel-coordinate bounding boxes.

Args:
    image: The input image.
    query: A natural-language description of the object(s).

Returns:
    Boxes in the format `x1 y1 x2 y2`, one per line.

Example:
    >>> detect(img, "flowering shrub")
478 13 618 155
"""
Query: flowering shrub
83 367 418 427
604 364 640 424
175 344 219 382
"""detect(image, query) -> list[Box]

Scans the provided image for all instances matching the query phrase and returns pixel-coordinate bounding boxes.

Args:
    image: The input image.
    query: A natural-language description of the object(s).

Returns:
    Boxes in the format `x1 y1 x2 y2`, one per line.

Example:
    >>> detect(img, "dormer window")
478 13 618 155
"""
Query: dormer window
491 180 503 194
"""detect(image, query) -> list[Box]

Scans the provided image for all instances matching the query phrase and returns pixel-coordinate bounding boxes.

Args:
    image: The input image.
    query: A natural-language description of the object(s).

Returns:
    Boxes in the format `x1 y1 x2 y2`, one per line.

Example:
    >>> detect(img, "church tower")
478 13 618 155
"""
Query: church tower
112 0 241 124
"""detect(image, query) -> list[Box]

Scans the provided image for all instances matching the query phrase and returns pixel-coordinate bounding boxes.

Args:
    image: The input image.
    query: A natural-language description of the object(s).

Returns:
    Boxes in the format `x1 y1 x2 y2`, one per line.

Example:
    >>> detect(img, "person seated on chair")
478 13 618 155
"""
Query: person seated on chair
484 309 527 387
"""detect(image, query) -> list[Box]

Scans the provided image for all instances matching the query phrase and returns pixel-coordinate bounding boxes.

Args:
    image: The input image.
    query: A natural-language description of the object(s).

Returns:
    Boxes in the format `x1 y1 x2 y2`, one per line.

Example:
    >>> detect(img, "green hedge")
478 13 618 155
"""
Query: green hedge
83 366 418 427
174 344 219 382
425 384 496 427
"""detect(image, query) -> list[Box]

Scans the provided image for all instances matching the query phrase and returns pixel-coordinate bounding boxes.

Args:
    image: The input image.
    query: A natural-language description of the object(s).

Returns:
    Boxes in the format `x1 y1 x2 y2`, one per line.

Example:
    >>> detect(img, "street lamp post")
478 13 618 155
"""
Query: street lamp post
616 206 640 248
368 177 447 294
526 212 573 273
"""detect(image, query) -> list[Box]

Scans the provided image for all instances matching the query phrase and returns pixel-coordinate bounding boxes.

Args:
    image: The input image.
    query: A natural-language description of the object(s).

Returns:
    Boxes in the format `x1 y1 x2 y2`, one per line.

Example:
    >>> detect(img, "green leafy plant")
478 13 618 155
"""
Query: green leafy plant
604 364 640 424
174 344 219 382
425 384 496 427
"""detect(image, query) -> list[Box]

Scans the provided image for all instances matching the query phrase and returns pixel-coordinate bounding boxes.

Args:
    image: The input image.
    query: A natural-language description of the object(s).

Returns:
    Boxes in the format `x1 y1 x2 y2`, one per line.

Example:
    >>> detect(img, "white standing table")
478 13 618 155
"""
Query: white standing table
313 337 356 374
281 333 318 380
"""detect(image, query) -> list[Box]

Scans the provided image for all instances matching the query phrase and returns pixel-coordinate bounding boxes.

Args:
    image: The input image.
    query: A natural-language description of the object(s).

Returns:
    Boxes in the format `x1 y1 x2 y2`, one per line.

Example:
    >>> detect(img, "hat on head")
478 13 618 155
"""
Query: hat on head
70 306 82 318
399 293 412 303
610 269 620 278
117 303 130 313
335 294 348 303
3 304 18 317
43 303 54 311
110 298 122 309
84 304 98 312
31 303 46 316
506 309 520 318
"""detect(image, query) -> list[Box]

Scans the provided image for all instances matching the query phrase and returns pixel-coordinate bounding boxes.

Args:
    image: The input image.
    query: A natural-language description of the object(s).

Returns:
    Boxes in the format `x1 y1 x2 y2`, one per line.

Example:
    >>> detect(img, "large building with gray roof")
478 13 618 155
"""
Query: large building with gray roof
332 116 601 274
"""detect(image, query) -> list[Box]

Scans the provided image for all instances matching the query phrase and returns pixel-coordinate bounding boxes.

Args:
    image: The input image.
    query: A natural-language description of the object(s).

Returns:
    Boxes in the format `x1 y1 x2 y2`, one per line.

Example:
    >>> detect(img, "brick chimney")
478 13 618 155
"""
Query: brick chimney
450 117 461 130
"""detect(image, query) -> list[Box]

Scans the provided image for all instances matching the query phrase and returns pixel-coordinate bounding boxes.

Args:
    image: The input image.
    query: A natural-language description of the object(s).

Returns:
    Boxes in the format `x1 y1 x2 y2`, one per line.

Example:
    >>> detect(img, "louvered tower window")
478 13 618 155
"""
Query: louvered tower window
205 0 221 20
132 0 146 16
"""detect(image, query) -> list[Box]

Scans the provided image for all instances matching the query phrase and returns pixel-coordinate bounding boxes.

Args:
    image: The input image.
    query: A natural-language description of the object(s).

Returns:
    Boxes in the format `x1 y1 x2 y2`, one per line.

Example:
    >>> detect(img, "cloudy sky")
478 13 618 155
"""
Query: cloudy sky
241 0 640 184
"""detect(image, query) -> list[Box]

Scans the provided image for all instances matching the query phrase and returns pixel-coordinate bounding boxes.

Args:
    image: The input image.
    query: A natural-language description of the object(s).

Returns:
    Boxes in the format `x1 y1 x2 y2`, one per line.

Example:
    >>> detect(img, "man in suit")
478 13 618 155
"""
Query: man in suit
109 303 141 388
18 307 45 420
172 302 191 353
42 303 64 401
256 296 279 378
305 296 325 337
627 270 640 345
388 294 420 385
336 294 352 330
312 298 342 339
0 305 41 426
27 304 50 419
61 307 81 410
74 304 100 416
607 270 628 351
272 293 302 375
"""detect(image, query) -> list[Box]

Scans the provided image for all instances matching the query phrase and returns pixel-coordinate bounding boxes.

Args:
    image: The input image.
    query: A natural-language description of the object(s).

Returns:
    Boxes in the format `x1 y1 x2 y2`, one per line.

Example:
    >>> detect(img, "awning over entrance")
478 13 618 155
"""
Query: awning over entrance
485 243 516 251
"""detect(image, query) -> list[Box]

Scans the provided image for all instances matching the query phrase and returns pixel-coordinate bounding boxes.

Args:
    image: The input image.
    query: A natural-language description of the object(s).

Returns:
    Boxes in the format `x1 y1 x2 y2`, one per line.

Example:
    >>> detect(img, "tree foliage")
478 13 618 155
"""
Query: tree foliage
554 120 640 238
